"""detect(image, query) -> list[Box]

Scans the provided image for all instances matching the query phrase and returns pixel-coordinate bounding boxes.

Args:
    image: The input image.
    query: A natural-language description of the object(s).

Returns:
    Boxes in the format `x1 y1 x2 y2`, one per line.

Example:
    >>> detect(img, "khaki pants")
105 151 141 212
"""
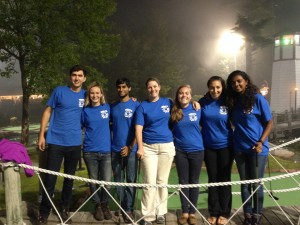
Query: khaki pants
141 142 175 221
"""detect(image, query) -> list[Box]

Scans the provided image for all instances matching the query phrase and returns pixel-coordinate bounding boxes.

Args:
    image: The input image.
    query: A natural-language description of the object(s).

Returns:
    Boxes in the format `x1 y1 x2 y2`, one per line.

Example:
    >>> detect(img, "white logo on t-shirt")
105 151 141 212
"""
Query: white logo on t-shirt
124 108 133 118
101 110 109 118
79 99 85 108
189 113 197 121
219 106 228 115
161 105 170 113
244 107 253 114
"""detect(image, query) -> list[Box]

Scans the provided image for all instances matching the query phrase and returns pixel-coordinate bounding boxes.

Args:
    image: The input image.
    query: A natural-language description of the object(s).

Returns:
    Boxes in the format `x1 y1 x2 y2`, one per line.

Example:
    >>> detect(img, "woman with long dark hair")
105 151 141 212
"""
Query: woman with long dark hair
199 76 233 225
226 71 273 225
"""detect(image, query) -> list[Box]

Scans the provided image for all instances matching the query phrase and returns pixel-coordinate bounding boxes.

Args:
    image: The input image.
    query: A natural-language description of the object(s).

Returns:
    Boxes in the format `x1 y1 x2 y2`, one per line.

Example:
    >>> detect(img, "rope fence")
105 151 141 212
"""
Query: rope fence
1 137 300 225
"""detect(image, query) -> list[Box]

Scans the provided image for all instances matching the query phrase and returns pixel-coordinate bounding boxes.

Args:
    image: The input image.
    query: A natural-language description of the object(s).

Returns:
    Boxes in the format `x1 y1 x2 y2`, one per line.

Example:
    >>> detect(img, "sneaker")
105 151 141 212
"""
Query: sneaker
123 212 134 224
94 203 104 221
37 215 48 225
101 202 112 220
141 220 152 225
156 215 165 224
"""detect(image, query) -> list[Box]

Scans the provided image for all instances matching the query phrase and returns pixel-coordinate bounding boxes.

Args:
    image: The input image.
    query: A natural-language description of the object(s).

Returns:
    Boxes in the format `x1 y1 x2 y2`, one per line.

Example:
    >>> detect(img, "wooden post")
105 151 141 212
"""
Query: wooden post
4 165 24 225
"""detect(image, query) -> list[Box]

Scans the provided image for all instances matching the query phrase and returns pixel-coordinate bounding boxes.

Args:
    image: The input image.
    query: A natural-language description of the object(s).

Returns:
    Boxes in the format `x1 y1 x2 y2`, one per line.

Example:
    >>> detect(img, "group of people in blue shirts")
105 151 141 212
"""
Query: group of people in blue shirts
37 65 272 225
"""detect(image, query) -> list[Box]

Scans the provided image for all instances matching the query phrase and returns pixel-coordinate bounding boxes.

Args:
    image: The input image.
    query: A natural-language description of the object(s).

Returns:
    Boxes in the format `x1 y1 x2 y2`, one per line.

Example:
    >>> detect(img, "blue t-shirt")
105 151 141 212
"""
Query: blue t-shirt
173 104 204 152
199 97 233 149
46 86 85 146
82 103 111 153
231 93 272 156
110 99 140 153
135 97 173 144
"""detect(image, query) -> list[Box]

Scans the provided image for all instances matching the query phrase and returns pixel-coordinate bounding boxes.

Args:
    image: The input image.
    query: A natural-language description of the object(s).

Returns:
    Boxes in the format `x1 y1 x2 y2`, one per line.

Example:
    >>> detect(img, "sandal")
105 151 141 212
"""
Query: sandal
188 214 197 225
217 216 228 225
178 215 188 225
207 216 217 225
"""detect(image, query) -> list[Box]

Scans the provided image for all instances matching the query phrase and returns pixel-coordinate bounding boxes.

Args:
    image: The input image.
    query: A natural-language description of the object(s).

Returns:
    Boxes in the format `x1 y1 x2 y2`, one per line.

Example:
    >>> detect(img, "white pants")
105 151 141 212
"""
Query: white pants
141 142 175 221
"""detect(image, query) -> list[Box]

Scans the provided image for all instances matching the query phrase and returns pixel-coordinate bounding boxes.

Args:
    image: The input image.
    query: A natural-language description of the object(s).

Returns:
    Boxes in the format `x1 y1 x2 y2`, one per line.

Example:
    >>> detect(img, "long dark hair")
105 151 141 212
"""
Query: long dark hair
207 76 227 103
226 70 258 112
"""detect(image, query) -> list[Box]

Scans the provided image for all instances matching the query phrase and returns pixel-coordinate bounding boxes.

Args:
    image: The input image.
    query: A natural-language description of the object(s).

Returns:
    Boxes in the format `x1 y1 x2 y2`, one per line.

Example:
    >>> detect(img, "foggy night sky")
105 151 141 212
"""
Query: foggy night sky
0 1 236 96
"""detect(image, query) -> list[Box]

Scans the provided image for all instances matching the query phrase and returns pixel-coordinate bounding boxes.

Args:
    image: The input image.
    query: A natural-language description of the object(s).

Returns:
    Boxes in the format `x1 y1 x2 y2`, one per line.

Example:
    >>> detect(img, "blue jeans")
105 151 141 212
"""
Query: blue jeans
39 144 81 217
83 152 112 204
234 152 268 214
111 151 138 212
175 149 204 214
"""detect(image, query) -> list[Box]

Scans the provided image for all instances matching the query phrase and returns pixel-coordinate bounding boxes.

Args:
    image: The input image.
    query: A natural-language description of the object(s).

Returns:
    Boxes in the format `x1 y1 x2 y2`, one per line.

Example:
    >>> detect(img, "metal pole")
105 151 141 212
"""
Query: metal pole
234 51 237 70
295 89 298 112
290 91 292 112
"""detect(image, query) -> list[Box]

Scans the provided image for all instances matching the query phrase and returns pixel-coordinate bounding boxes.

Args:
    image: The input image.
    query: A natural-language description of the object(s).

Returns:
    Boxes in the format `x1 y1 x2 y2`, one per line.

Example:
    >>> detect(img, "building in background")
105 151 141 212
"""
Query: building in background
270 33 300 113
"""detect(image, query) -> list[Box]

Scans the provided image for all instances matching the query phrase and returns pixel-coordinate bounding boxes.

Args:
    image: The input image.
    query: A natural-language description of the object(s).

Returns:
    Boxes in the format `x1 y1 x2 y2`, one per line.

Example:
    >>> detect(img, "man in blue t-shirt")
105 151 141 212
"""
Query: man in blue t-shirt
110 78 140 223
37 65 86 225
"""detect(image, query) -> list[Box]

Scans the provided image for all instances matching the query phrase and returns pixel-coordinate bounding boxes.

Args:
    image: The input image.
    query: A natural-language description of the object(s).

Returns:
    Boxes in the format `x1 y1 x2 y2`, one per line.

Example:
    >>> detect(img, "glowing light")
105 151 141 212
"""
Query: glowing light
218 31 245 69
281 35 294 46
218 31 244 54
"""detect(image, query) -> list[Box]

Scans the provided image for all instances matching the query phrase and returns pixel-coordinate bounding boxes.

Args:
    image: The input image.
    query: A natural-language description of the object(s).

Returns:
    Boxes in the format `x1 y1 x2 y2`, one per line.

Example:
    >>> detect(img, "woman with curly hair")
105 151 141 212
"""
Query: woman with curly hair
226 71 273 225
171 85 204 225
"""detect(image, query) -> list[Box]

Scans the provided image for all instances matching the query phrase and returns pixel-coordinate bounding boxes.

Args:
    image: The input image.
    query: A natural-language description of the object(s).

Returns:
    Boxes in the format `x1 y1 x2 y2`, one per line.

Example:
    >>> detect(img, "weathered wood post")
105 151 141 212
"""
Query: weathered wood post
3 163 24 225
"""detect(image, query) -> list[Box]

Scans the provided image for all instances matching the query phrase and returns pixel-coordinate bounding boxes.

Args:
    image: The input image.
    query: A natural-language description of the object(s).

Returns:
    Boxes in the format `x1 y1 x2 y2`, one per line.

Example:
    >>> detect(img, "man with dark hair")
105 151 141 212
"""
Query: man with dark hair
110 78 140 223
37 65 86 224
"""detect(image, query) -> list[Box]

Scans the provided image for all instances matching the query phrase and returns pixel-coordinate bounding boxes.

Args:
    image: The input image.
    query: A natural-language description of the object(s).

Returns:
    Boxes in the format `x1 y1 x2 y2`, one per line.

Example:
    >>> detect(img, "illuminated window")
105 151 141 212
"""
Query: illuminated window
281 35 294 45
295 35 300 45
275 38 280 46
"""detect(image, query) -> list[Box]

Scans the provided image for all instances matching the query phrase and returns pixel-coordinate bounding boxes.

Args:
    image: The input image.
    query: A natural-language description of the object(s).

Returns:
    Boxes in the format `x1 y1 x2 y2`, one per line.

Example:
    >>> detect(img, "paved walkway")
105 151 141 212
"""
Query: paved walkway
0 202 299 225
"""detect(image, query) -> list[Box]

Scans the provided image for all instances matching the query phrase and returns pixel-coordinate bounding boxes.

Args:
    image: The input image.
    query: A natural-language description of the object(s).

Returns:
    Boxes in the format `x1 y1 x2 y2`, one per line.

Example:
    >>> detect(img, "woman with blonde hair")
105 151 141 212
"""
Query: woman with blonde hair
171 85 204 225
81 81 112 221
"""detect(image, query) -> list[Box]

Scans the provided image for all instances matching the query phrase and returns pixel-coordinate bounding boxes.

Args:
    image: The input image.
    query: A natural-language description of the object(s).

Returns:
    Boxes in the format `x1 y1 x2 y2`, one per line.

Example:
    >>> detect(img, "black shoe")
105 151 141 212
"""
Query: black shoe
60 207 72 223
243 213 252 225
252 213 262 225
123 212 134 224
37 215 48 225
101 202 112 220
94 203 104 221
115 210 121 216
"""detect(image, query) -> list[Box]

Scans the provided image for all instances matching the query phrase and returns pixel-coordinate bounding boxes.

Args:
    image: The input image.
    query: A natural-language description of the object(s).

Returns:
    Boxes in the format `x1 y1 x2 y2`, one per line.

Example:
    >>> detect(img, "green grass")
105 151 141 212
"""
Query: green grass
0 146 299 211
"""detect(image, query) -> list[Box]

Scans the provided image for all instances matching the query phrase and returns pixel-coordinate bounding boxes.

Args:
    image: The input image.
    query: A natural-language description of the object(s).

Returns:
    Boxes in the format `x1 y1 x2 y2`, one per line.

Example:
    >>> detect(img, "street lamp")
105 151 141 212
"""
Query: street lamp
218 31 244 70
295 88 298 113
290 91 292 112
